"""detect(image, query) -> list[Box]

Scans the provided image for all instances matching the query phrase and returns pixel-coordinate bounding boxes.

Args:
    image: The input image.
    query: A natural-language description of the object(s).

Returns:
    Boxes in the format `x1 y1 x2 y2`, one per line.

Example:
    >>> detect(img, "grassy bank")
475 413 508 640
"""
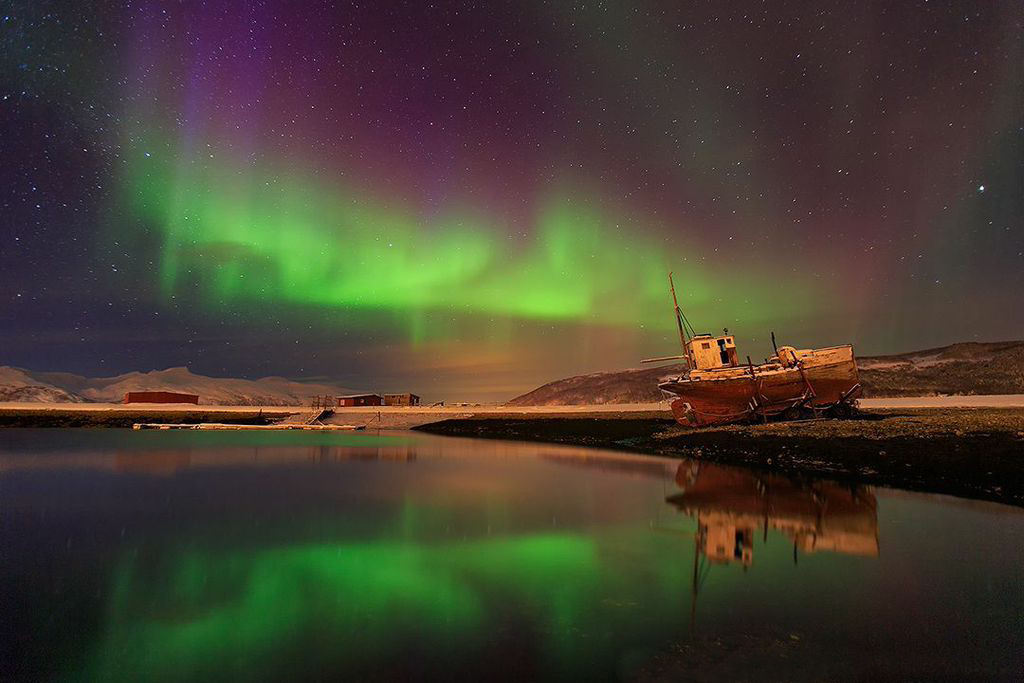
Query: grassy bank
415 408 1024 507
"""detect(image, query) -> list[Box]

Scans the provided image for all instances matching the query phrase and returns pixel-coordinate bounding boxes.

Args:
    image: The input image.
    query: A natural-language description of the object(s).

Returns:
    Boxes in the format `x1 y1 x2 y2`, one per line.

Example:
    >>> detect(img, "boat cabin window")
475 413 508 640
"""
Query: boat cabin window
701 342 711 350
717 338 730 365
734 530 746 560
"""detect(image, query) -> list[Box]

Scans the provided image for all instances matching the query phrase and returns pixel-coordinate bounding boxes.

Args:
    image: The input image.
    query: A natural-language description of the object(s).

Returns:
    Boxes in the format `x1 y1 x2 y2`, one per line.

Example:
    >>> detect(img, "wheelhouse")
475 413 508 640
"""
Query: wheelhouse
686 334 739 370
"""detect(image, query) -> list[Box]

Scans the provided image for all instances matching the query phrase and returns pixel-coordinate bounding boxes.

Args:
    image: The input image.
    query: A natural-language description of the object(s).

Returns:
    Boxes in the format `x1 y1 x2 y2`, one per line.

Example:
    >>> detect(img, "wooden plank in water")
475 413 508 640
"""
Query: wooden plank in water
132 423 366 431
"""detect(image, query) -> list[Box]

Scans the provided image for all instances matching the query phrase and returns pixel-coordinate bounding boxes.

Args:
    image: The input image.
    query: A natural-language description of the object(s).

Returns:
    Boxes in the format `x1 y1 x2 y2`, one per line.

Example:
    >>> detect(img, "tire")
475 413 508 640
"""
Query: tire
781 406 803 422
830 402 855 419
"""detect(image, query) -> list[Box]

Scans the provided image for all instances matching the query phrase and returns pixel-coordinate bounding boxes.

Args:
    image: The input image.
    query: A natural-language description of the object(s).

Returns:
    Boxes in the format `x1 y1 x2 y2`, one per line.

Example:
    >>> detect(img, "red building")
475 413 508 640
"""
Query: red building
123 391 200 404
337 394 383 407
383 393 421 406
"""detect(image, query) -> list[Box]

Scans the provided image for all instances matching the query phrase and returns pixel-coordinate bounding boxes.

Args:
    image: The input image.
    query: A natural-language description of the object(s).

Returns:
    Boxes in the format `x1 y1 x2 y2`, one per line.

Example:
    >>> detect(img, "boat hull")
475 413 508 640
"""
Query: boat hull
661 347 860 427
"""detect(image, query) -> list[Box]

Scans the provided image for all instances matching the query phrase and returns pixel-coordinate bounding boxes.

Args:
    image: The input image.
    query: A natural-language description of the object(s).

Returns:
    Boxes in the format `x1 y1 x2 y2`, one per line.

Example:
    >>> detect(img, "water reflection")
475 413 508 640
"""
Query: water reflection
3 431 1022 682
0 430 674 477
112 445 419 474
667 461 879 567
0 435 421 475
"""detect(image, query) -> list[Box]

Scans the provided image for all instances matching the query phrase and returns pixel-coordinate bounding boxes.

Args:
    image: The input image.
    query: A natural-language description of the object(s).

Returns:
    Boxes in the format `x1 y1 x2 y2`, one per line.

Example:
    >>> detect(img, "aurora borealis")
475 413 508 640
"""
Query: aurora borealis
2 1 1022 399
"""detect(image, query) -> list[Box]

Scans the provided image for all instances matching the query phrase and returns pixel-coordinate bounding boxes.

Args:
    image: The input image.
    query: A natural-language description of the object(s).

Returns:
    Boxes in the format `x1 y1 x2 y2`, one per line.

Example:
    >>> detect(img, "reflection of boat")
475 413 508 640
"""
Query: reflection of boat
664 461 879 632
642 273 861 426
667 461 879 567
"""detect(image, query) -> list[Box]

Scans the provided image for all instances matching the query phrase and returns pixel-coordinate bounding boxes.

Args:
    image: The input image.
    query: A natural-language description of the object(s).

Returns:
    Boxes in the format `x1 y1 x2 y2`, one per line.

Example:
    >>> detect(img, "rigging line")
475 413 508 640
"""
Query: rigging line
697 559 711 590
679 310 697 339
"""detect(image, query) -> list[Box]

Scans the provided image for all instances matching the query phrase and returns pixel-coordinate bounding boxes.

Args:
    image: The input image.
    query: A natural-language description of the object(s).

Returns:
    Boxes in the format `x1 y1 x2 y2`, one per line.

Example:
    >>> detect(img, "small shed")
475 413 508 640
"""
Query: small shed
337 393 383 407
123 391 199 405
383 393 421 407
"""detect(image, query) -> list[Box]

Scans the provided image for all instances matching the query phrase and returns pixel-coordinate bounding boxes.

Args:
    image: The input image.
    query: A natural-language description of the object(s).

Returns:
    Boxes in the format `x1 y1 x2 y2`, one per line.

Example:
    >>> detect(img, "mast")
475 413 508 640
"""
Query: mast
640 271 695 367
669 272 688 350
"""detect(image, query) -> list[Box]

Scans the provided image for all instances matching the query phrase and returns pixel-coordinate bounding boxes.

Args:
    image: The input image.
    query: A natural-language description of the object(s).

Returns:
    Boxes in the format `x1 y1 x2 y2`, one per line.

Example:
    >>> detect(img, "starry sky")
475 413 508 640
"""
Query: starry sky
2 1 1022 400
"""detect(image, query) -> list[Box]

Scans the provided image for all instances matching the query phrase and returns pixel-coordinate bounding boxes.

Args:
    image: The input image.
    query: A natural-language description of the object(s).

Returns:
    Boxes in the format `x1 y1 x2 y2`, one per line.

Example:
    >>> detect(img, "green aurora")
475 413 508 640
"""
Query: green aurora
120 145 822 344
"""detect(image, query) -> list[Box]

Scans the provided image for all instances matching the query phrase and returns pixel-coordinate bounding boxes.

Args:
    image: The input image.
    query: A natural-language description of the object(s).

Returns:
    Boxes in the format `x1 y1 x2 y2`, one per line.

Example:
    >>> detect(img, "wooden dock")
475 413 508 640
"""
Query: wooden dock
304 405 334 425
132 423 366 431
130 398 366 431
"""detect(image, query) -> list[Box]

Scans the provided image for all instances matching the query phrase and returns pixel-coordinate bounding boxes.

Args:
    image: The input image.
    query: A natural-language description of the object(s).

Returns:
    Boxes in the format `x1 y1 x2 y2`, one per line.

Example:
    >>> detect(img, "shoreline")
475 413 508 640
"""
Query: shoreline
414 407 1024 508
0 402 674 429
1 393 1022 427
2 400 1022 508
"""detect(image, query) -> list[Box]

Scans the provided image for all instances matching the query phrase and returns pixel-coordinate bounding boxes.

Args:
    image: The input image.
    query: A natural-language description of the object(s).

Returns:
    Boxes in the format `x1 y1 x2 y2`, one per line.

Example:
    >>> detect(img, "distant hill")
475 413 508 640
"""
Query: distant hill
507 341 1024 406
507 363 688 406
0 367 90 403
0 366 359 406
857 341 1024 397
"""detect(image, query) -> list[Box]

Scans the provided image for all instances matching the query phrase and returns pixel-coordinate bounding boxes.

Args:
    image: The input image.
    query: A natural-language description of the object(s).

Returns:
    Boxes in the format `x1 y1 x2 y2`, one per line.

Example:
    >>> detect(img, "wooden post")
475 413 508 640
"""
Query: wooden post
747 356 767 423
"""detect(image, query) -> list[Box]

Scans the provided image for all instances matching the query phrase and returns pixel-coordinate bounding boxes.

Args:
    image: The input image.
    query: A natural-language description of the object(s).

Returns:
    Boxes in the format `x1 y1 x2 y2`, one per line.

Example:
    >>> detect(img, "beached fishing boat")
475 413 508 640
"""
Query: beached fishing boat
643 274 861 427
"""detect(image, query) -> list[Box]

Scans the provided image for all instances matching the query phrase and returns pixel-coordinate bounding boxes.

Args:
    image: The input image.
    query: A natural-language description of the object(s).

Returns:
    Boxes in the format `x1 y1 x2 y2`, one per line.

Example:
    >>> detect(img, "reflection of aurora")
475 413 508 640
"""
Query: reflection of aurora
72 531 690 682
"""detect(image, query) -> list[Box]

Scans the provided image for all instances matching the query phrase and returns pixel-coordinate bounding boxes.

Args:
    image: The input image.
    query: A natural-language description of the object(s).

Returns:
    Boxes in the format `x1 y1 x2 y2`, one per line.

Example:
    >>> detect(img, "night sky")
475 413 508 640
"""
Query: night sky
2 1 1022 400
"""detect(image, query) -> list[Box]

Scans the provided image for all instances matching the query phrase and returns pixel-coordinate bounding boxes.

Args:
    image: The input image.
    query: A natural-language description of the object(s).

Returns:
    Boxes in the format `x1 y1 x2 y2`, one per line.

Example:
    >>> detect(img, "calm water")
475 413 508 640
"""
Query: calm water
1 430 1022 682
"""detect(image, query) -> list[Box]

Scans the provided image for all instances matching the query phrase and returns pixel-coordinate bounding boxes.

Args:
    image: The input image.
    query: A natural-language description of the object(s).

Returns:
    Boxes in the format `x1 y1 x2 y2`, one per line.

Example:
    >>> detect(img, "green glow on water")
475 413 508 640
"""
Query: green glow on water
70 529 691 682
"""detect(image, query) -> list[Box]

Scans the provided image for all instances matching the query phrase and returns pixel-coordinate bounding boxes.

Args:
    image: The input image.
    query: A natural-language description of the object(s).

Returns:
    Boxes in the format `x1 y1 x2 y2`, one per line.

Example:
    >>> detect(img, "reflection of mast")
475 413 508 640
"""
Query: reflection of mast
688 527 712 636
691 532 699 633
651 497 706 635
